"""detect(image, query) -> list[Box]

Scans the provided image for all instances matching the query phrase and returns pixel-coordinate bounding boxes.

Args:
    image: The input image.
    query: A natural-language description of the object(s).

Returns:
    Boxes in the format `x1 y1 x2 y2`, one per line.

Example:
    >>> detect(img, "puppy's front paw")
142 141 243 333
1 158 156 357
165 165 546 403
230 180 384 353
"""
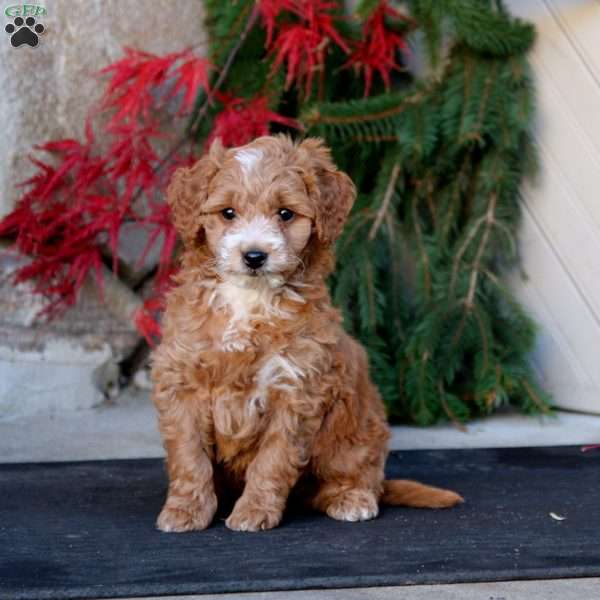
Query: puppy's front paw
225 497 282 532
326 489 379 522
157 493 217 532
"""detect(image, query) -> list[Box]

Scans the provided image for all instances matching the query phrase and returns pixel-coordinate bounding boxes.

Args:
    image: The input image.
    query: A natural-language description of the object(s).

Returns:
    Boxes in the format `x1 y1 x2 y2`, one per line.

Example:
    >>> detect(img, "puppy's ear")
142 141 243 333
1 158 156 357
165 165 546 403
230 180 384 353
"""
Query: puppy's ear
298 138 356 246
167 139 225 247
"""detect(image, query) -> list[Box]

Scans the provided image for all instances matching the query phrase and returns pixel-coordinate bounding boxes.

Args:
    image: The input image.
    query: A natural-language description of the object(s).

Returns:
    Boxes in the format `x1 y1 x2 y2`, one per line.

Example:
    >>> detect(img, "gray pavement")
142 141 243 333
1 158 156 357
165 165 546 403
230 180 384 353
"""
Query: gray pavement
123 578 600 600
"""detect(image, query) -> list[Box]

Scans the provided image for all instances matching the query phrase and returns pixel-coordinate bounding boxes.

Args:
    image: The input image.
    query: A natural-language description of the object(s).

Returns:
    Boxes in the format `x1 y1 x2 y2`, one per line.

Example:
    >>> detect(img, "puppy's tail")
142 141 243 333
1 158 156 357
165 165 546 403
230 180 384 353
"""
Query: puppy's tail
381 479 463 509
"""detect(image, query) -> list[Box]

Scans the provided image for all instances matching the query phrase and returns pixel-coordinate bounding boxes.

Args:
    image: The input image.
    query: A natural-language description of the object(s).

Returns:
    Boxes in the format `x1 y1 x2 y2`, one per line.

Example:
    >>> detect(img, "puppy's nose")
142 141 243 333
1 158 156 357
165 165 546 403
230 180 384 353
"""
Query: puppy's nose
243 249 268 270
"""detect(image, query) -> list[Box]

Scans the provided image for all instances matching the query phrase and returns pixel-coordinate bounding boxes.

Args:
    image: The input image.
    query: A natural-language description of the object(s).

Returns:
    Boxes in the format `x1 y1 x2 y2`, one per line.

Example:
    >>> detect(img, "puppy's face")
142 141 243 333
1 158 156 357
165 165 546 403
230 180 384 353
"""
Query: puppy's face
202 151 314 287
167 136 356 287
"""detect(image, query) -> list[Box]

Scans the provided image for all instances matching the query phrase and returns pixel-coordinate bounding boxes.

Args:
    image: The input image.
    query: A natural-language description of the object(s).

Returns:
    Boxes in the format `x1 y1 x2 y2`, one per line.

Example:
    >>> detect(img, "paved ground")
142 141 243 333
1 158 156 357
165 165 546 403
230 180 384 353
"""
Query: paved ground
1 388 599 462
124 579 600 600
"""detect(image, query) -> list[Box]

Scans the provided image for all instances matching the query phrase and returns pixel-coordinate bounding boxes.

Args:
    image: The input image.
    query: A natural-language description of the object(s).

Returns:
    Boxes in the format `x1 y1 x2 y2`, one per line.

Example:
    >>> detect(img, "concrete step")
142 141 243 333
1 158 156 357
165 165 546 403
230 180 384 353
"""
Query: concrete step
1 388 599 463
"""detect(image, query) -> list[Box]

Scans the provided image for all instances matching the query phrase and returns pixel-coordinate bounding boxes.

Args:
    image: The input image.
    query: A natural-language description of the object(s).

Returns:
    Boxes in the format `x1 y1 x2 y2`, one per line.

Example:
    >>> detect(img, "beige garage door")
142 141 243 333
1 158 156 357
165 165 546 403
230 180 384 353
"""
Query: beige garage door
506 0 600 414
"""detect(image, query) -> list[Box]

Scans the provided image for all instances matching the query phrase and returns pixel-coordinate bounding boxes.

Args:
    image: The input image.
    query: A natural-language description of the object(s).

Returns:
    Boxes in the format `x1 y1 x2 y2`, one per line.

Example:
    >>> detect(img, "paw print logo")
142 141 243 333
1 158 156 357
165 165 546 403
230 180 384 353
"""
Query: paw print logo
5 16 45 48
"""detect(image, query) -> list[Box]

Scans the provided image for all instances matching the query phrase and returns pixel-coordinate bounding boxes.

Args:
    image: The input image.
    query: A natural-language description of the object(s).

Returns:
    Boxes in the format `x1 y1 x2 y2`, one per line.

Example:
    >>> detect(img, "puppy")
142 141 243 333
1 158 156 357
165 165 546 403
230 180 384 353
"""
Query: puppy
151 135 462 532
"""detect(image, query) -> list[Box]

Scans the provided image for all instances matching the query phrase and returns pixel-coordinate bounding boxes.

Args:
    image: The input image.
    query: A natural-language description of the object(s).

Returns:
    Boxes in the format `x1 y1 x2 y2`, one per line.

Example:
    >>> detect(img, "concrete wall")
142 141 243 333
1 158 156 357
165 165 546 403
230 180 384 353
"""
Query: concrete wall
0 0 207 416
0 0 207 216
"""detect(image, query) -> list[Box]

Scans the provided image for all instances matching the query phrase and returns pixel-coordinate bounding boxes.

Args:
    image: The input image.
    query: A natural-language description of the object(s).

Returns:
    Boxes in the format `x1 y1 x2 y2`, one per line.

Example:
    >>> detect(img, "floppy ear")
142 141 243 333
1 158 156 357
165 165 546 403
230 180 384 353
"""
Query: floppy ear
167 139 225 248
298 138 356 246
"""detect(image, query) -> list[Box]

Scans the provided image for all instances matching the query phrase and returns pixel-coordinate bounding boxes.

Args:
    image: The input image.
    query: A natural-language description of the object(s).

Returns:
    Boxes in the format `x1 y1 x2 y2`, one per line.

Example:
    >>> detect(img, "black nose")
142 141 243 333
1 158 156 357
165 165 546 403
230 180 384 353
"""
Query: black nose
243 250 268 270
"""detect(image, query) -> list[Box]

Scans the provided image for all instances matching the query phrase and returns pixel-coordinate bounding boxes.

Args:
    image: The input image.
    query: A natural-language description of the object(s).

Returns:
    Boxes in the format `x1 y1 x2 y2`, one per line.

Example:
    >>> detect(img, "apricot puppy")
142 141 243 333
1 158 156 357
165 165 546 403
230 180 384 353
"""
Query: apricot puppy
151 135 462 532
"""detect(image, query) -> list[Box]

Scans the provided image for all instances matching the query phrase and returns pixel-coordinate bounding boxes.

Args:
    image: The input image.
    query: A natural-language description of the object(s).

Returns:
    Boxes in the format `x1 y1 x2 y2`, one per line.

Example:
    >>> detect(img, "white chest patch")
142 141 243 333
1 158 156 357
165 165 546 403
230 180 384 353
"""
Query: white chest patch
235 148 263 177
257 353 304 391
211 279 285 352
248 353 305 414
217 280 279 322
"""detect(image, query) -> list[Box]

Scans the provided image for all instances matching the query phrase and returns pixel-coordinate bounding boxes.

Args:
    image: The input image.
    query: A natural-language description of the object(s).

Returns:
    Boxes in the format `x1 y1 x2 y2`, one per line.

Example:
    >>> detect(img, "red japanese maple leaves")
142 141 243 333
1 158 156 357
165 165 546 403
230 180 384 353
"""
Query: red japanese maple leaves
261 0 350 97
0 0 409 340
100 47 211 125
346 2 410 96
209 94 299 148
259 0 408 97
0 49 209 323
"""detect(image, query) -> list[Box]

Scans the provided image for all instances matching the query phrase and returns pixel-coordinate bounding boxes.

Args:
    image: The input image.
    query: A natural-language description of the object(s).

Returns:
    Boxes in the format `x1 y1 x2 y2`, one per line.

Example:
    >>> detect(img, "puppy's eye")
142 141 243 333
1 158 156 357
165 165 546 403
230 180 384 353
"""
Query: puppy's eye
278 208 295 222
221 208 236 221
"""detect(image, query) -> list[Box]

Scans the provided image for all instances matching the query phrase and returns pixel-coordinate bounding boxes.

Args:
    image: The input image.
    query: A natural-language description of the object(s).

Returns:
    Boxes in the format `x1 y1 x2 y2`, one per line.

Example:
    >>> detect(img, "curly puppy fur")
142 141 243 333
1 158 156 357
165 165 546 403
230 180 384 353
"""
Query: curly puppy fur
151 135 462 533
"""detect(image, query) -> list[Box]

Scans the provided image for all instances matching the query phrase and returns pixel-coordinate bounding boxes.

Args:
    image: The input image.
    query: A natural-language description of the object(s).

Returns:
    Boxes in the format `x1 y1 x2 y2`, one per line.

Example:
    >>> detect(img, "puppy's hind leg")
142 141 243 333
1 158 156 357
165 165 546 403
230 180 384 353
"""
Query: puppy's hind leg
317 485 380 522
310 429 387 523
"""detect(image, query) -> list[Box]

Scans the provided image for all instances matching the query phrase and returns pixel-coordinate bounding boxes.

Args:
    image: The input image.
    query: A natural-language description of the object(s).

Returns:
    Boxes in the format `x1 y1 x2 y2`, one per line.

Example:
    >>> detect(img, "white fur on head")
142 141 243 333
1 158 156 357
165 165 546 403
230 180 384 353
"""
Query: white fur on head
235 148 263 178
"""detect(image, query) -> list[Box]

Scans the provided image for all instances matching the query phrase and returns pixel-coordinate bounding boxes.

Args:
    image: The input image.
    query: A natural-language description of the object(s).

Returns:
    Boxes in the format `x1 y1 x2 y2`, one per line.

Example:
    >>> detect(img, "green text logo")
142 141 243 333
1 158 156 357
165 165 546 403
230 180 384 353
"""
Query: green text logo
5 4 46 18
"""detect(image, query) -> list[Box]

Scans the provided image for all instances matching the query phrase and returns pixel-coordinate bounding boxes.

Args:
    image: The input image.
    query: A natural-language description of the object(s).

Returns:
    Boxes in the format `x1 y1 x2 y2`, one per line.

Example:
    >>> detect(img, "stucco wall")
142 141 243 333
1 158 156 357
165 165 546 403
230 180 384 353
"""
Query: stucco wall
0 0 207 217
0 0 207 416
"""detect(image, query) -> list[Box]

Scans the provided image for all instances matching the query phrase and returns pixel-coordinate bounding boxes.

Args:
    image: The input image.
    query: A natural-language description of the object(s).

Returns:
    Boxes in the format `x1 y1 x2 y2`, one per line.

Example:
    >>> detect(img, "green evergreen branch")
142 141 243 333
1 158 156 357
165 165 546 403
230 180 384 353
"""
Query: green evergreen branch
368 163 401 240
301 85 435 140
438 382 468 431
491 218 517 260
190 4 259 135
204 0 254 63
337 212 374 255
448 0 536 56
472 304 490 373
364 259 377 332
521 379 552 414
423 176 437 228
449 216 486 297
463 62 498 145
465 192 497 308
351 134 399 143
411 193 432 301
457 55 475 141
384 212 406 342
416 351 432 424
440 152 472 243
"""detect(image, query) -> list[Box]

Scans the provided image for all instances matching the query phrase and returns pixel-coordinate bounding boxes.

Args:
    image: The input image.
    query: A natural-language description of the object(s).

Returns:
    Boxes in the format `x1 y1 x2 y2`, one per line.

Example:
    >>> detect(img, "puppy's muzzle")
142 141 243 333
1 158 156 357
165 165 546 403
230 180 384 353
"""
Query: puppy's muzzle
243 249 268 270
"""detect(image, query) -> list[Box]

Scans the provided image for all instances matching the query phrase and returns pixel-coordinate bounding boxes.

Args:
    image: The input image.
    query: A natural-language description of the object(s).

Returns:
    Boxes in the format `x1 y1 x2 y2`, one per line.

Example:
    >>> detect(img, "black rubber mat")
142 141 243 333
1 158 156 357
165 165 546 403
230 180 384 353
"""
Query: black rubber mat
1 446 598 599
